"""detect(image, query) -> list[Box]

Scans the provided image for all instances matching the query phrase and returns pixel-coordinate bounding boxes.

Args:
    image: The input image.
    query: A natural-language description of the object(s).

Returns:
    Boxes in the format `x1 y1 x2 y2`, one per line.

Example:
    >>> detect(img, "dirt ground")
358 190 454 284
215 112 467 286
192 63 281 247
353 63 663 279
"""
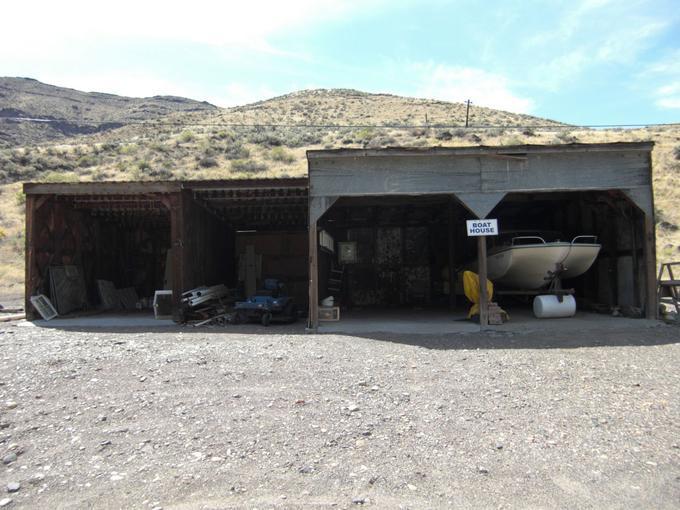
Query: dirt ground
0 320 679 509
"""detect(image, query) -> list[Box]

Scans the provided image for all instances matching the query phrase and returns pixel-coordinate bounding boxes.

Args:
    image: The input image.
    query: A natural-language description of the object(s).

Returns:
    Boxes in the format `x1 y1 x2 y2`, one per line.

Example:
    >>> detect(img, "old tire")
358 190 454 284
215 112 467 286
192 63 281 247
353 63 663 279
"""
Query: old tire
261 312 272 327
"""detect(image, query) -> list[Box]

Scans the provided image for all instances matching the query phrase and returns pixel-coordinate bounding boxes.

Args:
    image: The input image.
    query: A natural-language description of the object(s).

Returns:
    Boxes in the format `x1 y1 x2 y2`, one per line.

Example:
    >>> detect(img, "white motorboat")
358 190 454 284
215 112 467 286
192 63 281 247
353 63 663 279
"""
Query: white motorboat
467 233 601 290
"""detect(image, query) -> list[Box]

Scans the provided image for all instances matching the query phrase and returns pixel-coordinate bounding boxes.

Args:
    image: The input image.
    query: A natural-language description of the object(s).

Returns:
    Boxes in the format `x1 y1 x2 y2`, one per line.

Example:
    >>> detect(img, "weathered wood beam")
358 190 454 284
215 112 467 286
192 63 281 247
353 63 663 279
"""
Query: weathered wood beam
24 182 181 195
307 142 655 160
456 192 505 219
309 151 652 197
310 196 339 225
621 188 654 218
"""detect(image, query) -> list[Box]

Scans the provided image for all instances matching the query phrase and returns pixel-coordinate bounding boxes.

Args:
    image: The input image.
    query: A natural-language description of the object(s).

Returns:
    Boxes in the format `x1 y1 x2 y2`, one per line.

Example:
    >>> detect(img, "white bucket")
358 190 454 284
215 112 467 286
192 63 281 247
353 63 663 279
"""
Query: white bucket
533 294 576 319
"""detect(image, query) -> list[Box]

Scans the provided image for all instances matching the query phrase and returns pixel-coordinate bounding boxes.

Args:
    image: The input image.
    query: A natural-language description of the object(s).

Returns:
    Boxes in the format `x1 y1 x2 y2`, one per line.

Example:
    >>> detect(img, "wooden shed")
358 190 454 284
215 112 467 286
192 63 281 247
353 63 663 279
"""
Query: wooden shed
23 178 308 320
306 142 657 329
23 142 657 328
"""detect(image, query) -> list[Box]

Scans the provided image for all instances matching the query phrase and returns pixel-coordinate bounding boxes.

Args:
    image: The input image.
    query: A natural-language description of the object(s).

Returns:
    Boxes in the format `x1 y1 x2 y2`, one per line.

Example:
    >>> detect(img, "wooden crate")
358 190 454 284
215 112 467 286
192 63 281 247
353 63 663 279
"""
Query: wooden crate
318 306 340 321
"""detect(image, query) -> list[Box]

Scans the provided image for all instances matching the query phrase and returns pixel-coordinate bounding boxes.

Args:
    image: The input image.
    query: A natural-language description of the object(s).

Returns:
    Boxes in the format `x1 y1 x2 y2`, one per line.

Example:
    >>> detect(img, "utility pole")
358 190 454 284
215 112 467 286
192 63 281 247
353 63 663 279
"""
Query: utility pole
464 99 472 127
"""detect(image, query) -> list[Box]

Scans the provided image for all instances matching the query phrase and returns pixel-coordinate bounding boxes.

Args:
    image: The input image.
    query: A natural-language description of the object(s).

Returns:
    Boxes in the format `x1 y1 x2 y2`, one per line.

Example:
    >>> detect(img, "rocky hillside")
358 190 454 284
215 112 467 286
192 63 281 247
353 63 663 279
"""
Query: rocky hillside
0 77 216 146
0 82 678 299
223 88 566 128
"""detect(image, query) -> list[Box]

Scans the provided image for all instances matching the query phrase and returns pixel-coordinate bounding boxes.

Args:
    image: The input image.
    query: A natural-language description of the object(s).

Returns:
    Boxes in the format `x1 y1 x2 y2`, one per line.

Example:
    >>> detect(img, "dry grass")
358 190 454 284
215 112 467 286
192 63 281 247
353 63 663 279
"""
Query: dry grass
0 182 26 297
1 89 679 296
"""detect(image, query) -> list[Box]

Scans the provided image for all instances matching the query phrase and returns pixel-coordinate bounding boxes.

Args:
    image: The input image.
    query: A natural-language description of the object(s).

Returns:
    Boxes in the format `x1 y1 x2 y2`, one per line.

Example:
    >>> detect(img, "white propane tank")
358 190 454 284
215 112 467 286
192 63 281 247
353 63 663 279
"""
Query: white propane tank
533 294 576 319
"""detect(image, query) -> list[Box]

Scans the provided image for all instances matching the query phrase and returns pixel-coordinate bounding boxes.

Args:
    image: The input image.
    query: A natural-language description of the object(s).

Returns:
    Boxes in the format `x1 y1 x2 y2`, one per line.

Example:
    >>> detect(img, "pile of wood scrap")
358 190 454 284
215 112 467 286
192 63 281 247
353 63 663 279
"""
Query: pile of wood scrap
0 303 25 322
181 285 236 326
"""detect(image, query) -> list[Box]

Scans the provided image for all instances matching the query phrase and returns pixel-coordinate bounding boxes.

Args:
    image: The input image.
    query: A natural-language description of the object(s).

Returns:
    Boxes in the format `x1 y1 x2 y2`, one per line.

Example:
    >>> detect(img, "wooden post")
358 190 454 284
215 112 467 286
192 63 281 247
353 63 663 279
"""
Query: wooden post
448 199 457 310
643 214 657 319
308 221 319 331
244 245 257 297
630 206 640 308
168 192 184 321
24 195 37 319
477 235 489 328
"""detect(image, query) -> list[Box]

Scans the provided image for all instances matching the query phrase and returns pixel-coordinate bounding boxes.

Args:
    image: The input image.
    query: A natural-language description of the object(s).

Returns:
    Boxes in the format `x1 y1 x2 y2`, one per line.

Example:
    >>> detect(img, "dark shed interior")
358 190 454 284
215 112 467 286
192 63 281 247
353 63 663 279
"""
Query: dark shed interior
26 194 172 313
318 195 472 309
315 189 649 315
24 179 309 319
192 181 308 306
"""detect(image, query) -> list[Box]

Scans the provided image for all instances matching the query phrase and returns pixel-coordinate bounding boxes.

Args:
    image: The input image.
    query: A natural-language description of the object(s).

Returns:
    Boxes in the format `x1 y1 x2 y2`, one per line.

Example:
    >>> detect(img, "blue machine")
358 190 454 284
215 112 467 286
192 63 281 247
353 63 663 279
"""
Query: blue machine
232 279 297 326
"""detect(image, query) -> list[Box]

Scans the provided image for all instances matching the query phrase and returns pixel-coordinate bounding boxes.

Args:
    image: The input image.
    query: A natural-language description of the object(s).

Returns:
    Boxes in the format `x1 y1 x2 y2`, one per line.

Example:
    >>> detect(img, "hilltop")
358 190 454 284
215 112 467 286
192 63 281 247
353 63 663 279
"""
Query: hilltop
0 77 216 146
222 88 566 128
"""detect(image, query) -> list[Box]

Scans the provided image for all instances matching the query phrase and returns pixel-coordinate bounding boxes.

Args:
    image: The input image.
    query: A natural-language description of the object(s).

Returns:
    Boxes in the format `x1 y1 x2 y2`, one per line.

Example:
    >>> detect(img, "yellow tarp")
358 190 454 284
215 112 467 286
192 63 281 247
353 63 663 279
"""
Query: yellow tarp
463 270 494 319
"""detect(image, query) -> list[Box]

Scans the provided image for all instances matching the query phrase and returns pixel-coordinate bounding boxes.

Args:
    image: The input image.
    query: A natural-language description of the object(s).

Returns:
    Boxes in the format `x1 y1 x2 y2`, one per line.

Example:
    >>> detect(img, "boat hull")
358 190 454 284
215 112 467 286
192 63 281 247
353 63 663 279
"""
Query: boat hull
560 244 601 278
465 242 601 290
488 244 571 289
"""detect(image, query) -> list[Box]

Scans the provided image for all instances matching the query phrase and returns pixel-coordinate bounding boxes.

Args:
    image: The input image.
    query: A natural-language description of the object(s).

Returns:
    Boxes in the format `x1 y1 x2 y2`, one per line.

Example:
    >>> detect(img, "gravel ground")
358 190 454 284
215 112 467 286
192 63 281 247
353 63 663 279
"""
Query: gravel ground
0 320 679 509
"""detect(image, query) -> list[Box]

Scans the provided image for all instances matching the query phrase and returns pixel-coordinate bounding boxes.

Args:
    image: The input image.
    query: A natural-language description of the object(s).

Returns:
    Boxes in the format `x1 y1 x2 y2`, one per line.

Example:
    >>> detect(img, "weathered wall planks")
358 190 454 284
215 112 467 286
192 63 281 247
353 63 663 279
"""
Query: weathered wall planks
309 149 653 198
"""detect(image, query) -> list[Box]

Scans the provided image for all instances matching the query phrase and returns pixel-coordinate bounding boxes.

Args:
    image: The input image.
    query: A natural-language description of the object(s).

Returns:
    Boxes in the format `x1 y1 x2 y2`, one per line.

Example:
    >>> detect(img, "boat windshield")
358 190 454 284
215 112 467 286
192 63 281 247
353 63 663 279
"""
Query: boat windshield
494 230 564 247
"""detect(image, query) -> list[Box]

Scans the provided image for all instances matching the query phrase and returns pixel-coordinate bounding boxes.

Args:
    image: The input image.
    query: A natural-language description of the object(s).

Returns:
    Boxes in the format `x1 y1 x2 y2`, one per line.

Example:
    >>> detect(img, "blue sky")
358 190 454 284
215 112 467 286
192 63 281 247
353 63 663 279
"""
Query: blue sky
2 0 679 124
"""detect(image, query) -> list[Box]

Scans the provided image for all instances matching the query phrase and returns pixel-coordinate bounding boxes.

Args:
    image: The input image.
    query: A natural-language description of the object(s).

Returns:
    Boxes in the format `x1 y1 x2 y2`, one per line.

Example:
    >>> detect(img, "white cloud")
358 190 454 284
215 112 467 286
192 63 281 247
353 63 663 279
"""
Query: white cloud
521 0 671 90
644 51 680 110
531 51 588 92
596 21 668 63
646 49 680 75
0 0 379 58
0 0 386 101
655 82 680 109
410 64 534 114
657 97 680 109
219 83 281 107
523 0 615 49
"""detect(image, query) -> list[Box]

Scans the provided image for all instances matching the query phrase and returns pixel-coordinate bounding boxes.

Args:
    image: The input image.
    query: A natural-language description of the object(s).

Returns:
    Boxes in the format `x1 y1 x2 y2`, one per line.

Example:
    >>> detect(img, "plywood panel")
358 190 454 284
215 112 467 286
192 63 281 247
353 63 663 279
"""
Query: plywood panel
310 155 480 197
310 150 651 197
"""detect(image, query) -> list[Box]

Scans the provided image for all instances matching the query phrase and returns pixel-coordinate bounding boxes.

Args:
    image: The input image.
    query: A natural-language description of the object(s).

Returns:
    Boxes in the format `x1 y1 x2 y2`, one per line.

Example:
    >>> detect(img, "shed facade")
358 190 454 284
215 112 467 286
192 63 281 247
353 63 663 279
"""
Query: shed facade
23 179 308 320
23 142 657 327
306 142 657 328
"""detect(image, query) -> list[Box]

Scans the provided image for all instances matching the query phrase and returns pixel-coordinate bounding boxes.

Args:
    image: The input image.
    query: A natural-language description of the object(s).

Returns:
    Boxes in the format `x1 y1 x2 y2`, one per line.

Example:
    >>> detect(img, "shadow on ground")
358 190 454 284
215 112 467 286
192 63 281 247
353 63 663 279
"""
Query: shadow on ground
17 313 680 351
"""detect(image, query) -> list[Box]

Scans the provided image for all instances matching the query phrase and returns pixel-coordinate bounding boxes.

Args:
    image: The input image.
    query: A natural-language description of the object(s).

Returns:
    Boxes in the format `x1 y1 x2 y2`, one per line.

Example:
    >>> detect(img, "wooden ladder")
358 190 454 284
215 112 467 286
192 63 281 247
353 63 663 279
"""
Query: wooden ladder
327 264 345 299
657 262 680 315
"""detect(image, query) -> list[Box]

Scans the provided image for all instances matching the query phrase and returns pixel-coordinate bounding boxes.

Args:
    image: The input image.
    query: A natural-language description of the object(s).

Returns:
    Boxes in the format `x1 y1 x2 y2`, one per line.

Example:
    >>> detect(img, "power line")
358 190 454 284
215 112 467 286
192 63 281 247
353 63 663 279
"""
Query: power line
0 117 678 130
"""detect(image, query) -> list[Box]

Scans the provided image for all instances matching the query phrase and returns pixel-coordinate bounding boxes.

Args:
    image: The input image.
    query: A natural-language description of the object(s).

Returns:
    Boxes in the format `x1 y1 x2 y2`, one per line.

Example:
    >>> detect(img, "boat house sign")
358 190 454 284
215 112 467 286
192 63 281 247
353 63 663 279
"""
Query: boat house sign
466 219 498 236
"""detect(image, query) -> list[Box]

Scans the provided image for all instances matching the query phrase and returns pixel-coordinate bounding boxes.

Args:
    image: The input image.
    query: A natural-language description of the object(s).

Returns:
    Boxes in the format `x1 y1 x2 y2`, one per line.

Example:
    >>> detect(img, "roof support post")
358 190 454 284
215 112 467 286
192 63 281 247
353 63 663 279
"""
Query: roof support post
447 197 457 310
168 192 184 322
24 195 38 319
308 221 319 331
622 188 657 319
643 214 657 319
477 235 489 329
308 196 338 332
454 193 503 330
